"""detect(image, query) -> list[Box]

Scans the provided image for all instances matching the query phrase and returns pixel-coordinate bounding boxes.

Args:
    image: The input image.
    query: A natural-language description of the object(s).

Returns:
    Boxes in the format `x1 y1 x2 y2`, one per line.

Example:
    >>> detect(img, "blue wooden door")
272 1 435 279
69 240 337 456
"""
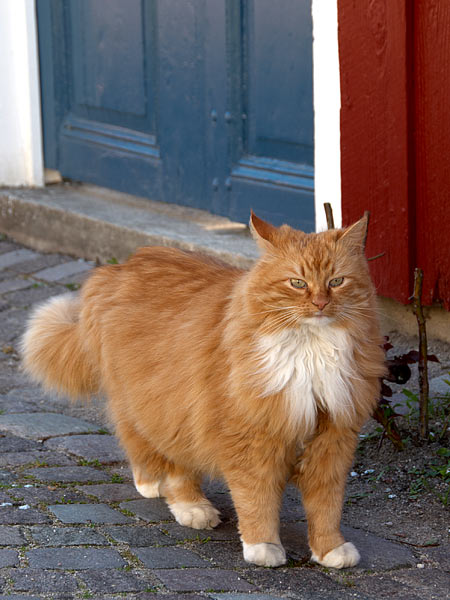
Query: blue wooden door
38 0 314 230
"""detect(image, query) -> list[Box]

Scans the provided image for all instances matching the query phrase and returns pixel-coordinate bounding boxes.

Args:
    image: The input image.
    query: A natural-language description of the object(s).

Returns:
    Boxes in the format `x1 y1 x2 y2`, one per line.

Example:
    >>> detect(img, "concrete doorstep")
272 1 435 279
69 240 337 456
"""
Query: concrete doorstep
0 184 256 268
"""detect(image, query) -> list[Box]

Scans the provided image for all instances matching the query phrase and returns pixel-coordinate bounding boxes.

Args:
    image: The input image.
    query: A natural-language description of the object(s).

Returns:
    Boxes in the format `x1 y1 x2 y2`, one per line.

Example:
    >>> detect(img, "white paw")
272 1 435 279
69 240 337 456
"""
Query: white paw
242 542 287 567
312 541 360 569
169 501 221 529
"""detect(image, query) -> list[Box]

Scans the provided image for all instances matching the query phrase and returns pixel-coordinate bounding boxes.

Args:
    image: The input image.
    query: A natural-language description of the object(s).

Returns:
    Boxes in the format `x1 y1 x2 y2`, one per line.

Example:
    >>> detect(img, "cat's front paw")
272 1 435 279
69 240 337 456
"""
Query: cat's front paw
169 501 221 529
311 541 360 569
243 542 287 567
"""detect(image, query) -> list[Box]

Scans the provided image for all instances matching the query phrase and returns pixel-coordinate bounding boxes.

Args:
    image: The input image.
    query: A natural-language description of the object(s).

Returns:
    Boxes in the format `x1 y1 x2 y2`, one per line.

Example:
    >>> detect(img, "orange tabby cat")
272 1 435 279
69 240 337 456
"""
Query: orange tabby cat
21 213 385 568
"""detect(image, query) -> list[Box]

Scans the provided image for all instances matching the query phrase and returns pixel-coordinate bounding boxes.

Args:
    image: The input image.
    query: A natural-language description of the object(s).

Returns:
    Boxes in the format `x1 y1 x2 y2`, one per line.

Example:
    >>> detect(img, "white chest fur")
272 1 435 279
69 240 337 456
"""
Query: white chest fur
255 323 356 430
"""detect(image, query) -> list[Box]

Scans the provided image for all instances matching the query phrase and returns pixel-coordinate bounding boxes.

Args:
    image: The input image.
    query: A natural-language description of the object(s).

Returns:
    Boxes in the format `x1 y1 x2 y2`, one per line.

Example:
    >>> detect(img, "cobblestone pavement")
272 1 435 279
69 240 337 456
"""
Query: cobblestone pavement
0 235 448 600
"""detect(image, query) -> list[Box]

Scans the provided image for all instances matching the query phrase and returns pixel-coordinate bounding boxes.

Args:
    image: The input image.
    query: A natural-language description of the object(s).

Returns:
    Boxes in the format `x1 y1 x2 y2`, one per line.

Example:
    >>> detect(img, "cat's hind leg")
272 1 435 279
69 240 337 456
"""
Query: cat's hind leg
293 417 360 569
114 418 220 528
162 472 221 530
132 465 163 498
114 419 168 498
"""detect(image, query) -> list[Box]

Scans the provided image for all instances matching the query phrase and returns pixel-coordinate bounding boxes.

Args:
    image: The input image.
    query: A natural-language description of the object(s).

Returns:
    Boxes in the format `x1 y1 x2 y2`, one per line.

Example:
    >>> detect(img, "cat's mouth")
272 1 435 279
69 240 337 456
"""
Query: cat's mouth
303 314 334 326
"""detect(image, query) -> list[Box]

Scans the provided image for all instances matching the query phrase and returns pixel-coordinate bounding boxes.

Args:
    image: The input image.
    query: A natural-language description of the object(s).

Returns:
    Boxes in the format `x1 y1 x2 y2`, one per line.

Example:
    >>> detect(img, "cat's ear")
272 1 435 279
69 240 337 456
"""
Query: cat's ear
249 211 278 251
338 215 368 253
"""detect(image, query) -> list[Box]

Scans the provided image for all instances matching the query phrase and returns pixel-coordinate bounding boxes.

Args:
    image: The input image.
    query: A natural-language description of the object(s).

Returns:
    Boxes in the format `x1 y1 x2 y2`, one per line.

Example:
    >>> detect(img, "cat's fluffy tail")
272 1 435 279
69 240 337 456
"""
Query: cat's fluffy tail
21 294 99 398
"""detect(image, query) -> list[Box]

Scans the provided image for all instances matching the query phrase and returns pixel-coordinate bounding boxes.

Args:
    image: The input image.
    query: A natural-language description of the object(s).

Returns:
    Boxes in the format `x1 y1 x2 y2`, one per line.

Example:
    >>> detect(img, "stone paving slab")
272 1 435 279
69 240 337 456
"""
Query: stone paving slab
6 254 66 275
0 548 19 567
0 450 75 467
422 544 450 572
210 595 285 600
162 521 239 543
1 387 51 405
120 498 173 522
33 260 92 282
104 525 176 547
3 283 62 308
48 503 132 524
0 398 43 414
6 485 83 506
76 483 142 502
0 596 41 600
392 568 450 599
0 249 39 269
348 572 423 600
0 468 16 484
153 568 254 593
30 525 109 546
0 526 27 545
132 547 212 568
0 278 32 294
194 541 247 570
44 433 125 463
0 507 50 525
0 412 101 439
78 569 149 593
8 568 80 594
252 570 373 600
26 547 126 569
24 466 111 483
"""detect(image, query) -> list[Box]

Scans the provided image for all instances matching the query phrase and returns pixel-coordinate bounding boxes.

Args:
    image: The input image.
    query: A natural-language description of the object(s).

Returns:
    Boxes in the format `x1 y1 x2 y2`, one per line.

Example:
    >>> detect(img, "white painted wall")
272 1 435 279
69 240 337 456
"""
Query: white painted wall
0 0 44 187
312 0 342 230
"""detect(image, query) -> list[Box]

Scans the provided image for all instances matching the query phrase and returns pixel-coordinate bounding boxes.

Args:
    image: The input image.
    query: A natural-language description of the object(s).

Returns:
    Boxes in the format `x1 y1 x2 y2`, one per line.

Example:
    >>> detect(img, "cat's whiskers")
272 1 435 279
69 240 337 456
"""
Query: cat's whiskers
258 310 302 335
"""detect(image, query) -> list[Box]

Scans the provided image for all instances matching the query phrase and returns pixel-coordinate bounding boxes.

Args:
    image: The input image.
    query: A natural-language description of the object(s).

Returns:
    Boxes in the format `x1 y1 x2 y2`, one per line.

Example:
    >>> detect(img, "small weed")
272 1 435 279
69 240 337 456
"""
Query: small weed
107 257 119 264
57 496 74 504
111 473 124 484
78 458 102 468
64 282 80 291
407 446 450 505
97 428 110 435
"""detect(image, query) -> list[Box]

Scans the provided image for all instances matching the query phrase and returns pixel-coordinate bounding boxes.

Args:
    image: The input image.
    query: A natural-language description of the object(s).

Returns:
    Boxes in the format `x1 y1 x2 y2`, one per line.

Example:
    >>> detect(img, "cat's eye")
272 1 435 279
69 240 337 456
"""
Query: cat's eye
290 278 308 289
329 277 344 288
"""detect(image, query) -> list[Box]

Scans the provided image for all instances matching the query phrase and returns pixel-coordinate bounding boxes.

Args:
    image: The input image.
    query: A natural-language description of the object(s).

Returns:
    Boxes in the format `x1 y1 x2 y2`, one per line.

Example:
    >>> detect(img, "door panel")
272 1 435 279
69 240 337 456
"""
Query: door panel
157 0 207 209
70 0 150 123
222 0 315 229
38 0 314 229
246 0 314 164
38 0 162 200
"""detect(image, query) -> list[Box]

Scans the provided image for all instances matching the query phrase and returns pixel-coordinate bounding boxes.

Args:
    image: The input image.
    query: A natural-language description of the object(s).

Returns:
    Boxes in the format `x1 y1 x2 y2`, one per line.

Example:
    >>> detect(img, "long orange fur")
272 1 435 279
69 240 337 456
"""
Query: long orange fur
21 213 385 568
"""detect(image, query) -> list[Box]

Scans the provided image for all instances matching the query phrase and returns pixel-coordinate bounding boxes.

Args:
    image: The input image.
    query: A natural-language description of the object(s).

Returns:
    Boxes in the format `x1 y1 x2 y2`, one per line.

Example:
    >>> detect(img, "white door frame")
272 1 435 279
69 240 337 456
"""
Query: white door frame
0 0 43 187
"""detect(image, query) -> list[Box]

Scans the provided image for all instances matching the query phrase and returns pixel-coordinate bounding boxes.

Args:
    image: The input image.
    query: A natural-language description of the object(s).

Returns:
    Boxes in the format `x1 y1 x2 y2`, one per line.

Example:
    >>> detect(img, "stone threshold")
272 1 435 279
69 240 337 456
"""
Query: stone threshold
0 184 257 268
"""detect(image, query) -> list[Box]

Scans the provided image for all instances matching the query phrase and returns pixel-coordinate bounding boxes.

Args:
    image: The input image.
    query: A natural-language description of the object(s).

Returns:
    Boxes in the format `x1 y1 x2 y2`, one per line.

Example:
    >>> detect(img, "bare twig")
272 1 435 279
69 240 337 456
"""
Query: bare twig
362 210 370 251
367 252 386 262
412 268 429 440
324 203 335 230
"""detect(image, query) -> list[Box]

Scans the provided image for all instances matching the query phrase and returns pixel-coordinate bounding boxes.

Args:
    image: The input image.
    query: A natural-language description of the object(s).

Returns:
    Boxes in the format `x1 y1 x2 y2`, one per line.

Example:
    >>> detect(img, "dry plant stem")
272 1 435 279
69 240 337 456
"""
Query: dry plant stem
324 203 335 230
412 268 429 440
362 210 370 251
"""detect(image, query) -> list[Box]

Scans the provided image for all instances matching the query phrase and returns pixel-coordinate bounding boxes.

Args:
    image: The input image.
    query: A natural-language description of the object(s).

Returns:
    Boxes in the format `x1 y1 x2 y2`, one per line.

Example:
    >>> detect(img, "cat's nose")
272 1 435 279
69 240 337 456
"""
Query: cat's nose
311 296 330 311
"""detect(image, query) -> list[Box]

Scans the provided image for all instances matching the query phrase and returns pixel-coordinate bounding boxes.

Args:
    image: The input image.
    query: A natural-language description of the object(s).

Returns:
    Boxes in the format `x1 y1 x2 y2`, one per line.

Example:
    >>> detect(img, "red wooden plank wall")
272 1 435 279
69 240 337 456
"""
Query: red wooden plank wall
338 0 450 310
414 3 450 309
